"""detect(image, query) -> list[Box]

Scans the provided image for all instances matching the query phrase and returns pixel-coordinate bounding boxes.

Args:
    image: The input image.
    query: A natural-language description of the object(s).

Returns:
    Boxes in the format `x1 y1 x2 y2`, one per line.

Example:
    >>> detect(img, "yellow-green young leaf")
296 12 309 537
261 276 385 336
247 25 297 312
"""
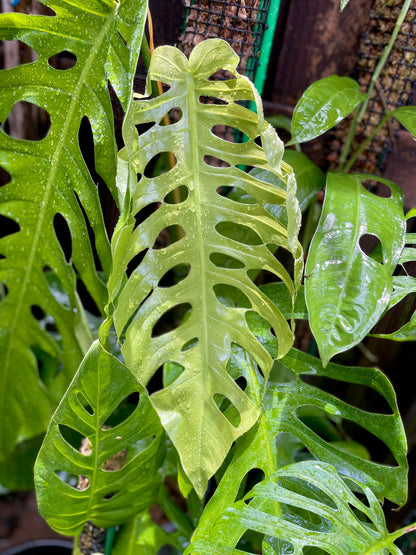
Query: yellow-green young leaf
0 0 147 459
34 340 165 536
305 173 406 365
109 39 302 497
288 75 365 144
186 461 408 554
341 0 351 10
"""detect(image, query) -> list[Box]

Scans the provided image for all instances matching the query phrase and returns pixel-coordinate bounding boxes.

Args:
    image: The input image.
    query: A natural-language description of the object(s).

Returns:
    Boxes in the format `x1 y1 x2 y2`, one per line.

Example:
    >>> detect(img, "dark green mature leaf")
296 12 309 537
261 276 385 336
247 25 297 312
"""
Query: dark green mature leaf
305 173 406 365
191 345 407 540
187 461 406 554
109 39 302 497
393 106 416 138
0 0 147 459
34 340 165 536
289 75 365 144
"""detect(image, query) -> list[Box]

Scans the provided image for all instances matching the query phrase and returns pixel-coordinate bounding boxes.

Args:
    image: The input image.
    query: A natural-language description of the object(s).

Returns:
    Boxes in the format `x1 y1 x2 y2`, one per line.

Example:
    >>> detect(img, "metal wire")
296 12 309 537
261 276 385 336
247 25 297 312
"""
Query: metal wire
180 0 271 81
349 0 416 174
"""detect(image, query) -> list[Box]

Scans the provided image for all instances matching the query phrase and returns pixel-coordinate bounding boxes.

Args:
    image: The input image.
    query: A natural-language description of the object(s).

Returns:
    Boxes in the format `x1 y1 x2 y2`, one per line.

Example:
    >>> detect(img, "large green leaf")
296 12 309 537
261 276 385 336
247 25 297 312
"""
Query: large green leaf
288 75 365 144
187 461 408 554
109 39 302 497
0 0 147 458
34 340 165 536
305 173 406 365
190 345 407 542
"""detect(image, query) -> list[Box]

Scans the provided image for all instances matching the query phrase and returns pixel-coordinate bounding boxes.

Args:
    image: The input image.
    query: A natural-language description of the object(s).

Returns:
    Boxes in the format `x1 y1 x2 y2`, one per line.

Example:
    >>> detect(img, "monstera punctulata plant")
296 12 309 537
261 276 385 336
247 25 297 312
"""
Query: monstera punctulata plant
0 0 415 553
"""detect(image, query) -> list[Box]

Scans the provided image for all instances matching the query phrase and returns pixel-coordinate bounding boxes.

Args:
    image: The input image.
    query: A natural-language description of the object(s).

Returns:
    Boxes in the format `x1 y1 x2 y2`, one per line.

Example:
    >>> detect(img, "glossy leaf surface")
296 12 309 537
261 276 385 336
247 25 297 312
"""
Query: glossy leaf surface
289 75 365 144
341 0 351 9
192 344 407 541
305 173 406 364
34 340 165 535
187 461 406 554
0 0 147 458
109 39 302 497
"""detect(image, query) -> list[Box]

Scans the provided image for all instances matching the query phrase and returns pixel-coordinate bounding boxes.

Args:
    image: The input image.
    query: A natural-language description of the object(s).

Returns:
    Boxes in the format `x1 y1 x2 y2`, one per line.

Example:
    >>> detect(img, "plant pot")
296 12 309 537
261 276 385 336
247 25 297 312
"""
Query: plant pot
1 539 73 555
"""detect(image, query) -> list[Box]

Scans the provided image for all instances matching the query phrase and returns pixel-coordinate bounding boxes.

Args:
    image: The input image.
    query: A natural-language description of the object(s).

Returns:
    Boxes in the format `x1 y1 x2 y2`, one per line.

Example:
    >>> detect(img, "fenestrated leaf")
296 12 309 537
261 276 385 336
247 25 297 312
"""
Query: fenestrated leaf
393 106 416 138
0 0 147 458
109 39 302 497
186 461 408 554
288 75 365 144
34 340 165 536
305 173 406 365
190 344 407 543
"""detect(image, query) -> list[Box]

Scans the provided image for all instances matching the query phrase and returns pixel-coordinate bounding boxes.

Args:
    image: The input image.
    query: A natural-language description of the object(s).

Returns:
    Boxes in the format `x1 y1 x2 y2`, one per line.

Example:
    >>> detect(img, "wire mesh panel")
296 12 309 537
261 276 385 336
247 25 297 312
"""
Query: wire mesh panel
329 0 416 175
180 0 271 80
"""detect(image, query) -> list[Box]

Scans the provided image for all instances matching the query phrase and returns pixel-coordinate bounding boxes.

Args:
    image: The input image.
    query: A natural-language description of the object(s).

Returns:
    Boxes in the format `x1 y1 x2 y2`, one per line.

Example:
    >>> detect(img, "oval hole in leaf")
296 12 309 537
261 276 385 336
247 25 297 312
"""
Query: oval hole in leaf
359 234 383 263
58 424 87 452
181 337 198 352
0 215 20 239
216 221 263 245
31 305 45 321
54 470 85 490
0 166 11 187
101 448 127 472
0 283 8 300
164 185 188 204
164 360 185 387
134 202 160 227
362 179 392 198
209 252 245 269
203 154 231 168
127 248 148 277
213 394 241 428
159 107 183 126
199 96 229 106
296 405 393 464
235 468 265 502
277 475 337 511
43 266 71 308
77 392 94 416
214 283 251 308
103 490 120 501
152 226 185 250
146 366 164 394
2 101 51 140
151 303 192 338
158 262 191 287
208 69 235 81
225 186 257 205
211 125 248 143
300 374 392 415
144 152 177 178
53 213 72 263
48 50 77 70
1 41 38 68
102 392 140 429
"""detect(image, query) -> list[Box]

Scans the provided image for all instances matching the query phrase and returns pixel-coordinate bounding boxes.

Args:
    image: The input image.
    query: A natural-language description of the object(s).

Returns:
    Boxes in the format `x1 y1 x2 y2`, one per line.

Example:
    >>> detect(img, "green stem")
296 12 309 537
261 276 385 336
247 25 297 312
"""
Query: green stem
339 0 412 169
158 485 194 538
343 112 391 173
105 526 116 555
362 521 416 554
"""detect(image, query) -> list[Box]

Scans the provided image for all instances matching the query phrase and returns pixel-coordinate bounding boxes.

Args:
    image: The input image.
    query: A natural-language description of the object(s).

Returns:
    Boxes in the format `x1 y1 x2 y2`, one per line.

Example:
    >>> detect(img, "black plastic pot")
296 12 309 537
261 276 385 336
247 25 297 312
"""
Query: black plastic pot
1 539 73 555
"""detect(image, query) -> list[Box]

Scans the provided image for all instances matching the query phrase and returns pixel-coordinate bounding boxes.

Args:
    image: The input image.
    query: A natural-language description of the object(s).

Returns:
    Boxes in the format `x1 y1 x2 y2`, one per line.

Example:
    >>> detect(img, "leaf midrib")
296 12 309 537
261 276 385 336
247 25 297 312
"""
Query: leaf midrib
187 72 209 474
0 7 115 444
